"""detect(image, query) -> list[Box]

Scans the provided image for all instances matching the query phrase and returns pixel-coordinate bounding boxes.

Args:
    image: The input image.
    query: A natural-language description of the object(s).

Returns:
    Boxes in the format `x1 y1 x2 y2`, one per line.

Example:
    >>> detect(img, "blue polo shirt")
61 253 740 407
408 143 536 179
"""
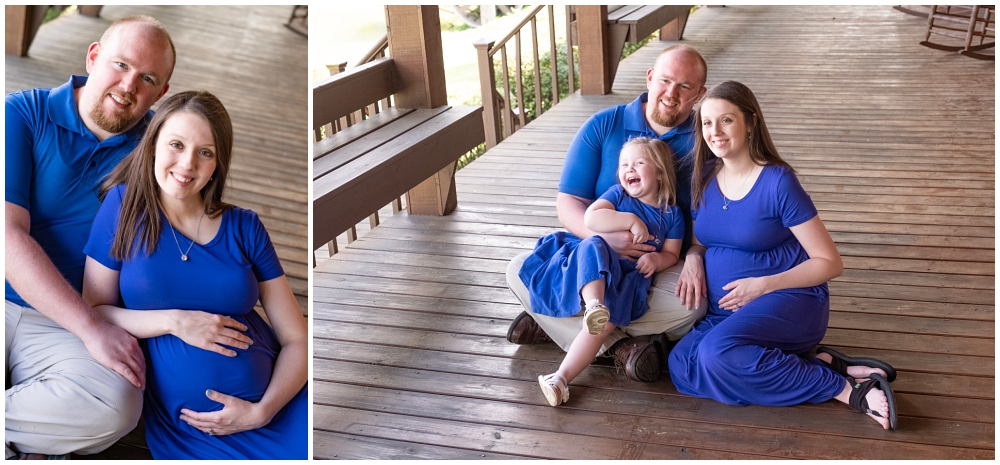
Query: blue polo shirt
558 92 698 253
5 75 153 308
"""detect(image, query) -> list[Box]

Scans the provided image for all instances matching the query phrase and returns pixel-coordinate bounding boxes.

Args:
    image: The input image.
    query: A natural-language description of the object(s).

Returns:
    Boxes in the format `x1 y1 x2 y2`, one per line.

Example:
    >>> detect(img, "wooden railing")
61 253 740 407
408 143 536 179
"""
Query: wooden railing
474 5 574 149
313 35 399 258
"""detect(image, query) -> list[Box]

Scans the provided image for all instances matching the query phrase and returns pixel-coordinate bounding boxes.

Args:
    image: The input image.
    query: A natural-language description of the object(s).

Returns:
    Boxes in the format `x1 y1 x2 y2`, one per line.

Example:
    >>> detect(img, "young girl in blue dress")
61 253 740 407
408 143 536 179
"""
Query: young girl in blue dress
519 137 685 406
81 91 308 458
667 81 898 430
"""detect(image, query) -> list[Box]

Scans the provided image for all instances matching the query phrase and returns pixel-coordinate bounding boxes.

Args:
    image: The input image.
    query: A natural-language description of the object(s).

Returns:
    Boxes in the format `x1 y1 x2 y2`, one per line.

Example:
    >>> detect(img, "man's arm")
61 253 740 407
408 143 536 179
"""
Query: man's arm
5 202 146 389
556 193 654 260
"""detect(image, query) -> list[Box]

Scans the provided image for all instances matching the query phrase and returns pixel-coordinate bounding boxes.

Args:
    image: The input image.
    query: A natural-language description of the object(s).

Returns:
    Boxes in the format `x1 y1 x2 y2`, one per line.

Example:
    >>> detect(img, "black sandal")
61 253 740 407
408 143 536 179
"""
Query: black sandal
848 373 898 430
817 346 896 382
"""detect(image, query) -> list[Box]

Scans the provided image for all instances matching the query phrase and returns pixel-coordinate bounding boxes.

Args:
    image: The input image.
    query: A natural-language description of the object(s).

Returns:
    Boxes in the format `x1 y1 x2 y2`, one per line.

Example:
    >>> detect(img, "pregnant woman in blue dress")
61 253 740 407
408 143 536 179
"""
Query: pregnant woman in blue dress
81 91 308 458
668 81 898 430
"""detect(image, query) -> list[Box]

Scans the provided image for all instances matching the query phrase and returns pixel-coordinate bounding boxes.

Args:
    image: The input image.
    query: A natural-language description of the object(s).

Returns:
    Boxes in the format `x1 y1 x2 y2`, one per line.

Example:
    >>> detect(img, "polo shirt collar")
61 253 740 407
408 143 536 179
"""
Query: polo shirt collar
625 92 696 139
47 75 152 143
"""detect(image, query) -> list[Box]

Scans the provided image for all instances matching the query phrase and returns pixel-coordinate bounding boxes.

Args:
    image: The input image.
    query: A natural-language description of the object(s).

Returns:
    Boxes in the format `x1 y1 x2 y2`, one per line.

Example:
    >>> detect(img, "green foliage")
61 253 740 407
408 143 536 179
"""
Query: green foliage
492 41 579 125
456 143 486 170
621 31 658 61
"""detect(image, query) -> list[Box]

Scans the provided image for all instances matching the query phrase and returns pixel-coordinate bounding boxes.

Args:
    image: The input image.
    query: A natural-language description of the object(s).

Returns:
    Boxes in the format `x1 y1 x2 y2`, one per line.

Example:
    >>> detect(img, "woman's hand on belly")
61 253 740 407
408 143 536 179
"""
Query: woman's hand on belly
718 276 772 311
167 310 253 357
179 389 271 436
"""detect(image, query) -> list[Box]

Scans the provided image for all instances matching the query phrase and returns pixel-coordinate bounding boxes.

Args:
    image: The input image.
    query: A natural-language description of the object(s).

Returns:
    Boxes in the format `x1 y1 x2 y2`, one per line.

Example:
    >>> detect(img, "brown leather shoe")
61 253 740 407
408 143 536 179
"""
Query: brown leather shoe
506 311 551 344
608 335 661 383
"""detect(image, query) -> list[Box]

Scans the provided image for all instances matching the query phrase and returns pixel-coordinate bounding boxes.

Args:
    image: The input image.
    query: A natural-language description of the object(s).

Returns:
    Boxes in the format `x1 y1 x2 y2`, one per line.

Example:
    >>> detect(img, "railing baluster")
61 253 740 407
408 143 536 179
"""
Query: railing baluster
566 6 576 95
514 31 526 129
500 44 513 138
531 16 542 118
548 5 559 106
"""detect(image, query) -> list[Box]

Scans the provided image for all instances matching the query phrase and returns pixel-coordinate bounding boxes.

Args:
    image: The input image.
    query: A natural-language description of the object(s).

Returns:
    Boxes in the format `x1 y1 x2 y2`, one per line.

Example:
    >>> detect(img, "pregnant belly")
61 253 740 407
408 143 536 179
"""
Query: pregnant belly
145 335 275 415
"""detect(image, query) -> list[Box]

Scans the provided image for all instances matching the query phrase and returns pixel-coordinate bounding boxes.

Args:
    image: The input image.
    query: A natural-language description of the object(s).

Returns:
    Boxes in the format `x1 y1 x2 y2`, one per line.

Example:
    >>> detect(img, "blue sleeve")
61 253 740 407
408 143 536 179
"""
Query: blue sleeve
776 168 817 228
664 206 685 239
238 209 285 282
83 184 126 271
559 112 610 201
6 93 35 210
597 183 625 206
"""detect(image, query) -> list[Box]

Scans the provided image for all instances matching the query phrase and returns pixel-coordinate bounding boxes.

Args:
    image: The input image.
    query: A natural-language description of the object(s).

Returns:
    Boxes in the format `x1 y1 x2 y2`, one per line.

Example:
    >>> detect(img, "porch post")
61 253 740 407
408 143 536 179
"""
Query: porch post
575 5 611 95
5 5 49 57
385 5 458 215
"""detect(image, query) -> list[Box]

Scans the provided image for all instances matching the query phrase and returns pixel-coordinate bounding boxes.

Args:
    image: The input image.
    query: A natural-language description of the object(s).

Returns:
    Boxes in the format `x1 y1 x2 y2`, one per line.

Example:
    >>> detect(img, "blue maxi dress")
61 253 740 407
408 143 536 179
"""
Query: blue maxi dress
84 185 307 459
519 184 684 327
667 165 844 406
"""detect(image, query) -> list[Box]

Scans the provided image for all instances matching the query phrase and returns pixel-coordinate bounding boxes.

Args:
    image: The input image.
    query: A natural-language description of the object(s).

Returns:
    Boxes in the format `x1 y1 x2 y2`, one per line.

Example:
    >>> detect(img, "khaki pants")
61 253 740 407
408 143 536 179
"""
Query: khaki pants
506 251 707 355
5 301 142 456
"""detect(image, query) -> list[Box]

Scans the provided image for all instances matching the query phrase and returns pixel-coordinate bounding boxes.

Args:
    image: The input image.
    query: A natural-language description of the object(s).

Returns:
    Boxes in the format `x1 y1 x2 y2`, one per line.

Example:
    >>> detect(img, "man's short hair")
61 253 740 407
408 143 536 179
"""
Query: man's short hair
99 15 176 82
656 44 707 87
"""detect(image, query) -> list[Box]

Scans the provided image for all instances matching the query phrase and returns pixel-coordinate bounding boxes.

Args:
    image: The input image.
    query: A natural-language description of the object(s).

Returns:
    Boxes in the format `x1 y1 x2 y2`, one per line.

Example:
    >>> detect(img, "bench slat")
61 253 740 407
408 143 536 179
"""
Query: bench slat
616 5 690 42
313 107 450 180
314 107 415 161
313 57 399 133
313 106 484 248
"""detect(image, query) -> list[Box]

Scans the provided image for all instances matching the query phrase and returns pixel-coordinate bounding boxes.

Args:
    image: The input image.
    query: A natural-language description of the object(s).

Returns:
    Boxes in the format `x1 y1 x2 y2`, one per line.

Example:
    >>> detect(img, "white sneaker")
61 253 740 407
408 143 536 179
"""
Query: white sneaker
538 373 569 406
583 302 610 335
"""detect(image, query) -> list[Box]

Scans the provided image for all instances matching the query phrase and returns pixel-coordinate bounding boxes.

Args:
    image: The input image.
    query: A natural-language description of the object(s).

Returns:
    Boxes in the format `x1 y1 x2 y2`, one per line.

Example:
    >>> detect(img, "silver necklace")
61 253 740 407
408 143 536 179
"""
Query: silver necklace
166 212 204 261
721 165 756 210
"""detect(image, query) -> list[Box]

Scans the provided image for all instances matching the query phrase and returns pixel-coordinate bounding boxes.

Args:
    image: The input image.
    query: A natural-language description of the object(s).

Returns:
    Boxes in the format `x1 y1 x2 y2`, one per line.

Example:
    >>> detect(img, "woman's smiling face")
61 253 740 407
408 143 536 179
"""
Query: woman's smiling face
154 110 217 204
700 97 750 160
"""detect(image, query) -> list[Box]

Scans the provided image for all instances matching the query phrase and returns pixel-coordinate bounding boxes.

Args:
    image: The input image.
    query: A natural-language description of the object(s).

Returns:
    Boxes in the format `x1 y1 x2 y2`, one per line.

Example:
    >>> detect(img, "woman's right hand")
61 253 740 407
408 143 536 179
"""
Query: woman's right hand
168 310 253 357
675 254 707 310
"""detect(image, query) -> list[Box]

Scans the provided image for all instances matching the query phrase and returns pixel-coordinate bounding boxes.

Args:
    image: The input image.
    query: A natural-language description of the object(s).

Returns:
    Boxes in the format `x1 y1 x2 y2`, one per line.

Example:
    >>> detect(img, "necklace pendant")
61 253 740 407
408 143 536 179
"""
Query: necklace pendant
723 205 728 210
654 238 661 244
181 254 188 261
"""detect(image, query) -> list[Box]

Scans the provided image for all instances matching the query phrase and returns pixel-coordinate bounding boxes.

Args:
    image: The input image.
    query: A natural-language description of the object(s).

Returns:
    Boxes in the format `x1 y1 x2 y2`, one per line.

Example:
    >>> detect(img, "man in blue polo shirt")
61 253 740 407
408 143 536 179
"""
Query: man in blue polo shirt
506 45 710 382
5 16 175 459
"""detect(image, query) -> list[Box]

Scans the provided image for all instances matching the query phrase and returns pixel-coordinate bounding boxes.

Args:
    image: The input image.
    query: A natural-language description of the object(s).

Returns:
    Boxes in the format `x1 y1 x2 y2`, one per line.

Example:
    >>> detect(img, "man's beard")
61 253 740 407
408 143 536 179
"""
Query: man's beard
649 99 683 128
89 90 136 134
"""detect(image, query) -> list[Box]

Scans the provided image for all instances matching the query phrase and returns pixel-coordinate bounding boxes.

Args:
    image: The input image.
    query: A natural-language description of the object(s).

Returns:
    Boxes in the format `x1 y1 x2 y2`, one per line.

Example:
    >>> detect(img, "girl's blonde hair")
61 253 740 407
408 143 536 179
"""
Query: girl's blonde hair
620 137 677 209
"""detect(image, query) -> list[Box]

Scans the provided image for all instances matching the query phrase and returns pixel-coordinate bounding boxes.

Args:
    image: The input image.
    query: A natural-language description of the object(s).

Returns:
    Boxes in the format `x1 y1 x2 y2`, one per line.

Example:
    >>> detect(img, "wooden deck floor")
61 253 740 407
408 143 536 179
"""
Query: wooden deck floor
5 5 309 314
5 6 307 460
313 4 995 460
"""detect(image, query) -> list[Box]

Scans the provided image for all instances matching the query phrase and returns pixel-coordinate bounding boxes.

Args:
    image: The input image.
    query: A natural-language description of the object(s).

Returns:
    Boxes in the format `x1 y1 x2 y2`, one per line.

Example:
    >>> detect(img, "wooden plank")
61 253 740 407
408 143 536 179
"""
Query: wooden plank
313 106 484 248
313 107 446 178
313 107 414 161
312 57 397 133
314 429 523 460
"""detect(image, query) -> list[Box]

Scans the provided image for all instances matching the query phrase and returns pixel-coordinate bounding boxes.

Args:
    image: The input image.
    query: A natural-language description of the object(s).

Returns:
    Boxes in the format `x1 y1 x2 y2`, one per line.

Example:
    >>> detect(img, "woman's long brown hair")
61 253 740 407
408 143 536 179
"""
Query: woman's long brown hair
99 90 234 261
691 81 792 208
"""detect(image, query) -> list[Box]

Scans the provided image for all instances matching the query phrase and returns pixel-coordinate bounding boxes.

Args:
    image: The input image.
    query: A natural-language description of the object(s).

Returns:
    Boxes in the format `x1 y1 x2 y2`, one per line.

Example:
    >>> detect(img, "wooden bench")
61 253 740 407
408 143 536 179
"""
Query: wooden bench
571 5 693 94
312 56 485 251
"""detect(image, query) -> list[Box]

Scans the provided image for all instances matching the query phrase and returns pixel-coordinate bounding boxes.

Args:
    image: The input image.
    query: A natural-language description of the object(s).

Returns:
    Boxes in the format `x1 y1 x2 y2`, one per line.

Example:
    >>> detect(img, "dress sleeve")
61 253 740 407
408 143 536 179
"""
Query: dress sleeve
238 209 285 282
6 93 35 210
558 112 610 201
83 184 126 271
776 168 818 228
663 206 685 239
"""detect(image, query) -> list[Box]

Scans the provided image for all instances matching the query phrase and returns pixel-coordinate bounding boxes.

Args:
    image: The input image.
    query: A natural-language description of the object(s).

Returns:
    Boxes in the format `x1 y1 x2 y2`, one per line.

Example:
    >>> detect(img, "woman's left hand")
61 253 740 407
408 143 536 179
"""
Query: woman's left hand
718 277 769 311
179 389 271 436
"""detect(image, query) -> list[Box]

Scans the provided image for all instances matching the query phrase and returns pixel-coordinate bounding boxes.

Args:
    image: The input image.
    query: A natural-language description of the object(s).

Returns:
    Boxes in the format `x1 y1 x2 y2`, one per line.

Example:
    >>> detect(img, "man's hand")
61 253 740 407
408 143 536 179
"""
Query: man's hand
597 230 656 261
80 320 146 389
675 254 707 310
169 310 252 357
